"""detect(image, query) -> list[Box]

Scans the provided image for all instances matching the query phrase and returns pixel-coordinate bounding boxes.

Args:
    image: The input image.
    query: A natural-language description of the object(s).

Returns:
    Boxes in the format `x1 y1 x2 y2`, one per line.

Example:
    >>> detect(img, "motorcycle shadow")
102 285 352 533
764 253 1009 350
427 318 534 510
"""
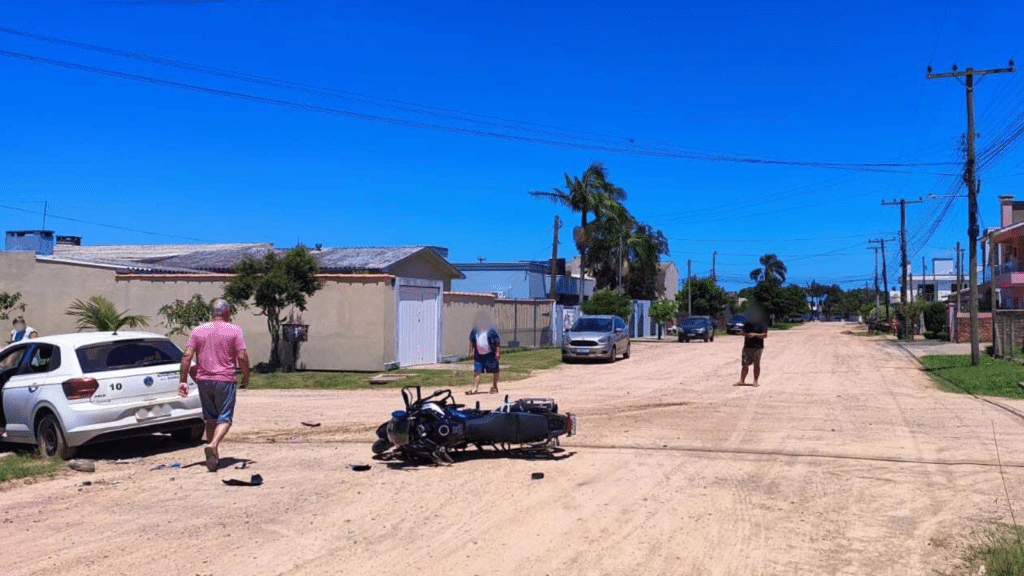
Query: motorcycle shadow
374 446 577 470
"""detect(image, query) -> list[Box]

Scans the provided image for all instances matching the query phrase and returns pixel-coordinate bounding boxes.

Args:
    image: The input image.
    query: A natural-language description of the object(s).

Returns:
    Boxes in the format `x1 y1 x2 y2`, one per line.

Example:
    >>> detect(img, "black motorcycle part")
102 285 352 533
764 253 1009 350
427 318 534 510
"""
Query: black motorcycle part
465 412 553 444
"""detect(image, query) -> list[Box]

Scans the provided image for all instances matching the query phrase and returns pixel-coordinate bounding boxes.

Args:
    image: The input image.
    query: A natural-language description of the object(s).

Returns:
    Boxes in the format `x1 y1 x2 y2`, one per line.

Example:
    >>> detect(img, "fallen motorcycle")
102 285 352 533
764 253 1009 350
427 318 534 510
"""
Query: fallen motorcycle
372 386 576 465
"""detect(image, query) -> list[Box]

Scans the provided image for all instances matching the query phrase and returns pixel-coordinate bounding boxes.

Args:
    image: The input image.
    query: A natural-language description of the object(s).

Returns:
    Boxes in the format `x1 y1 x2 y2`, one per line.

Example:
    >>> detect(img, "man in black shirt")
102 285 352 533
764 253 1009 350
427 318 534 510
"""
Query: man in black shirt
736 314 768 387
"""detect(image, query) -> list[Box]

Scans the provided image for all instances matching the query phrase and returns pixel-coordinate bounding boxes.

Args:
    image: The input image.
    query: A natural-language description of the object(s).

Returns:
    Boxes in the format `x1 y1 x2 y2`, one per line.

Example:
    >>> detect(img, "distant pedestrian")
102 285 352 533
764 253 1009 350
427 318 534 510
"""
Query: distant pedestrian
468 311 501 394
8 317 37 344
178 299 249 472
736 308 768 387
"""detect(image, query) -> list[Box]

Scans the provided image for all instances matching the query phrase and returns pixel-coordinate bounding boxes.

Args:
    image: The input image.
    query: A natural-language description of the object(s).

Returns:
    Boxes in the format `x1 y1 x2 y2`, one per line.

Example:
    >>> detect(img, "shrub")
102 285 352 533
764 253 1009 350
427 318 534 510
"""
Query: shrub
581 288 632 319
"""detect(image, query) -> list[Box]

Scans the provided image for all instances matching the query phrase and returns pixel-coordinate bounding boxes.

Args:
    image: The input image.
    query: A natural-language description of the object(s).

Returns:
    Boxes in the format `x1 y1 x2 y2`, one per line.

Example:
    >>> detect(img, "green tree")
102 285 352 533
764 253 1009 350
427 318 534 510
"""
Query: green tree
749 280 806 324
224 247 323 369
581 288 631 319
677 277 731 318
530 161 626 299
66 296 148 332
923 301 948 337
780 284 809 317
820 284 844 318
0 292 26 321
159 294 245 337
749 254 788 284
648 298 677 339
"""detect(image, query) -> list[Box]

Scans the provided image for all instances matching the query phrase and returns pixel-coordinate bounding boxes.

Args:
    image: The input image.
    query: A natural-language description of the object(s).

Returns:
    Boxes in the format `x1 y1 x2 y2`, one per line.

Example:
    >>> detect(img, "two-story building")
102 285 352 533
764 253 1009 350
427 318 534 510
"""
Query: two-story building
989 194 1024 309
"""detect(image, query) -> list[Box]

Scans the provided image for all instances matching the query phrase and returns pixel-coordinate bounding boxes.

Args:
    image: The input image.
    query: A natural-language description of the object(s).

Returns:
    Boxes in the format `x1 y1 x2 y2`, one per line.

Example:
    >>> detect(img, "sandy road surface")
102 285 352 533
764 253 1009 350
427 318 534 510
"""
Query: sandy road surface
5 323 1024 575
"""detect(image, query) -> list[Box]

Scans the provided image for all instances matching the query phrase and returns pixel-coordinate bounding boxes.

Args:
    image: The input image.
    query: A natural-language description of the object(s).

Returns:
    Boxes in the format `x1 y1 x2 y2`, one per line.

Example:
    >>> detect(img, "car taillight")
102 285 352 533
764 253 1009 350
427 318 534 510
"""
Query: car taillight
62 378 99 400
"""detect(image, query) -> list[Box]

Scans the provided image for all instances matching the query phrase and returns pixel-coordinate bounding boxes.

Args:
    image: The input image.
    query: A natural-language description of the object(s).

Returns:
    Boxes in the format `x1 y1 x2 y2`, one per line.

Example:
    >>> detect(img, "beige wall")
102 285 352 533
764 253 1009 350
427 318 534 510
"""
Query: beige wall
0 253 398 371
442 292 495 358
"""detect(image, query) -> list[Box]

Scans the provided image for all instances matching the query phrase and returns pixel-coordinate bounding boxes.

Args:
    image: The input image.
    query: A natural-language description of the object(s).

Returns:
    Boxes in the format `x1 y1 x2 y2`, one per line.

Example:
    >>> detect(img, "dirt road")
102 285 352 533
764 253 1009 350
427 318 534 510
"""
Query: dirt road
5 323 1024 575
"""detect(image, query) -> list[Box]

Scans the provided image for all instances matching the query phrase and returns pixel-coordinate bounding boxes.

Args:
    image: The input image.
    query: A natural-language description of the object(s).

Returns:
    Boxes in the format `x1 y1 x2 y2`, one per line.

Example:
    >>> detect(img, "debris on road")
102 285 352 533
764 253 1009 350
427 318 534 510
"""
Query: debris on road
222 474 263 487
350 464 371 472
531 472 544 480
301 421 321 427
67 460 96 473
113 457 142 464
149 462 181 471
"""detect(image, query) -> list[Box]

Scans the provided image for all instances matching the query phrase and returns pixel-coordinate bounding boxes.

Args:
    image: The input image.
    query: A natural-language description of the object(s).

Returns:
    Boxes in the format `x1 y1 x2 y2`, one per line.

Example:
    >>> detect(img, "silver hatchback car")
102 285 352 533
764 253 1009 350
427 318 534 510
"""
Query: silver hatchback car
562 315 630 362
0 331 205 458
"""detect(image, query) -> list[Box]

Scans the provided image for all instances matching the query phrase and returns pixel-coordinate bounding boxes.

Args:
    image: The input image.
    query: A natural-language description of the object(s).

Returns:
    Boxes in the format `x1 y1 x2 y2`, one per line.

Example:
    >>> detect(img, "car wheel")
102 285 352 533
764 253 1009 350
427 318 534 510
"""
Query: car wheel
678 335 684 342
171 422 205 443
711 332 715 342
623 345 631 359
609 346 617 363
36 413 75 460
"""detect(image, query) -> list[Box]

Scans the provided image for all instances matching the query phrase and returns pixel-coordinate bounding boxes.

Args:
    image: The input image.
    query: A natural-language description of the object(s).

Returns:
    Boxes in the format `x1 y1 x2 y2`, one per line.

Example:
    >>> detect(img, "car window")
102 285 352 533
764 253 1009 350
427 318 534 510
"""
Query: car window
572 318 613 332
682 318 704 326
76 339 183 374
614 318 625 330
26 344 61 374
1 346 28 368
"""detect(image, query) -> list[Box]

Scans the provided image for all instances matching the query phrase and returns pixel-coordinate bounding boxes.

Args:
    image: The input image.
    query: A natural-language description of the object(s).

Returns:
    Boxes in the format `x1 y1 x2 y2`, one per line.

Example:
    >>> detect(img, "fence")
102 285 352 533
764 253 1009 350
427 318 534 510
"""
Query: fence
494 299 555 349
992 310 1024 357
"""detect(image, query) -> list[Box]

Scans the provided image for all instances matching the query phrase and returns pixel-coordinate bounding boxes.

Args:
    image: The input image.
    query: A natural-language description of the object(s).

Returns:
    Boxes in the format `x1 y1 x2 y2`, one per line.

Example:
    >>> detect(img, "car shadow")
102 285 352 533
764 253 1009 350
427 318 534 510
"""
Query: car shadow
73 433 204 461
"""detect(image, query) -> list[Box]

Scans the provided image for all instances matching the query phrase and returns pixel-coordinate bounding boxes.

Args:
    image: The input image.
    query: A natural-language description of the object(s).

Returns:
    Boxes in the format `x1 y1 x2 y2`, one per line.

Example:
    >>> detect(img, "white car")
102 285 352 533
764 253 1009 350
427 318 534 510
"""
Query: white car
0 331 204 459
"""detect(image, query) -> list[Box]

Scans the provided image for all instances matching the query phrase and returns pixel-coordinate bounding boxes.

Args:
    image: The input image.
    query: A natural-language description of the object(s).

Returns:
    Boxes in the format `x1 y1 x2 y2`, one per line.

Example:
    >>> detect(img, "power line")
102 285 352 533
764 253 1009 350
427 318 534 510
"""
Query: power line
0 202 216 242
0 45 962 175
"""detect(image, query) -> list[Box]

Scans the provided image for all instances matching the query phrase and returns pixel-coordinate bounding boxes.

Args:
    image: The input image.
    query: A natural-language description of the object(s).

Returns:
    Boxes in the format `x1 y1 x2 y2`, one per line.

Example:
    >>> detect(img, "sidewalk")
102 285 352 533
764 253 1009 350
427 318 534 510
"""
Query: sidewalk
894 340 971 359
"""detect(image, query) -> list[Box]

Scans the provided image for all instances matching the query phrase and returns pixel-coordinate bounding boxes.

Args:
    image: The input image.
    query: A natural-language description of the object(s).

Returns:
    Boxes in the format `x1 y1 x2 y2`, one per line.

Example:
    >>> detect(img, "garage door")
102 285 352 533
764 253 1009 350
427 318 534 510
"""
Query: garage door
397 285 440 367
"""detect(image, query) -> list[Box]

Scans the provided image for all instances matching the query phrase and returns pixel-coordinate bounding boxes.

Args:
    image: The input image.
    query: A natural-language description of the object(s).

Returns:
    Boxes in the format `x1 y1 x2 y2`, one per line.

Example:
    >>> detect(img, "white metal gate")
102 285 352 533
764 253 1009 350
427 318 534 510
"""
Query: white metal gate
397 284 440 366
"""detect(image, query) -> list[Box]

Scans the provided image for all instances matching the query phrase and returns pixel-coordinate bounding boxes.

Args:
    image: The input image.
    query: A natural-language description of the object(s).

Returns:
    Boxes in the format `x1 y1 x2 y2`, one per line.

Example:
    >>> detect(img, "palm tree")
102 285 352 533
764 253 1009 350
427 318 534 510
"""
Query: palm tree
530 161 626 299
749 254 788 284
66 296 149 332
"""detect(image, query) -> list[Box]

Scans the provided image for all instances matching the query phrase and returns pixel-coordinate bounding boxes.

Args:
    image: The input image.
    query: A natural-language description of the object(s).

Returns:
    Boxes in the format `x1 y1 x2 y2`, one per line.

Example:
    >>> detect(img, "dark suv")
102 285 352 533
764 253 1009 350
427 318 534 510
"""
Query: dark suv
726 314 746 335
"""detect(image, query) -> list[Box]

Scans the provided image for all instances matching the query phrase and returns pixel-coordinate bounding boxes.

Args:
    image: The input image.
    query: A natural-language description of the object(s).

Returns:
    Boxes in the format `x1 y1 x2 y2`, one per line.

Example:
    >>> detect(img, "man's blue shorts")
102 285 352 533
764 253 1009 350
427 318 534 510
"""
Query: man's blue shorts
474 353 500 374
197 380 237 424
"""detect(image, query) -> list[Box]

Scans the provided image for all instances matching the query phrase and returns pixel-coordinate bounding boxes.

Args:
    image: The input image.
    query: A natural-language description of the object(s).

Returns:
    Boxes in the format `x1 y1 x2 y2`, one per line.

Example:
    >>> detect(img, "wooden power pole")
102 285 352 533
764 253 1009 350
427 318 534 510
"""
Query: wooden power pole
869 238 893 323
881 198 923 339
867 246 880 306
928 61 1015 365
549 215 560 300
687 259 692 316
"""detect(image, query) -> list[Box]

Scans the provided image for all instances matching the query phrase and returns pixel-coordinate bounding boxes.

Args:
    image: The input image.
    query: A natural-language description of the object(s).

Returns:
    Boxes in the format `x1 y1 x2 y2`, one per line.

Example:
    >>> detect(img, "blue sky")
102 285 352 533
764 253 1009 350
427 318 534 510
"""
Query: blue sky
2 0 1024 292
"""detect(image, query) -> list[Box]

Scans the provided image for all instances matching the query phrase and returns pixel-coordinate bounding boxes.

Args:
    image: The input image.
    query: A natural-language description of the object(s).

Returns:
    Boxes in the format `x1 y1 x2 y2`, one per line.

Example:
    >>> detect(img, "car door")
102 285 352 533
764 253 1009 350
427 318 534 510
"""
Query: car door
0 344 31 438
614 317 627 346
5 343 66 439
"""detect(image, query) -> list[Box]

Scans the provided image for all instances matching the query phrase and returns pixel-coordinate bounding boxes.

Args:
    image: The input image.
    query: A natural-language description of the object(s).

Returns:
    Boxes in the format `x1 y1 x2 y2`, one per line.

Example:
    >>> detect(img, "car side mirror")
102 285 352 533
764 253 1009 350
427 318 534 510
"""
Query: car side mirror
614 328 623 334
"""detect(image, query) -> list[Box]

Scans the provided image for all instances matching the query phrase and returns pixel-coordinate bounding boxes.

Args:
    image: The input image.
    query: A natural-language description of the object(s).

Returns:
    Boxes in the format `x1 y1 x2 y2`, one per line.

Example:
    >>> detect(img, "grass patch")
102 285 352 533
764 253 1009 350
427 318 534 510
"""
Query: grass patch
940 523 1024 576
769 322 801 331
0 454 62 483
919 354 1024 399
247 347 563 391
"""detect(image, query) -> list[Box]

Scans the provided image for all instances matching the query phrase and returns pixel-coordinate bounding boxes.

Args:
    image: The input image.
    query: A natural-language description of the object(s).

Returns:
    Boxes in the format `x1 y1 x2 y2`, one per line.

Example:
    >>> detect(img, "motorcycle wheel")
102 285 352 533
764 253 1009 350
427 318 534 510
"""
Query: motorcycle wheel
372 438 393 455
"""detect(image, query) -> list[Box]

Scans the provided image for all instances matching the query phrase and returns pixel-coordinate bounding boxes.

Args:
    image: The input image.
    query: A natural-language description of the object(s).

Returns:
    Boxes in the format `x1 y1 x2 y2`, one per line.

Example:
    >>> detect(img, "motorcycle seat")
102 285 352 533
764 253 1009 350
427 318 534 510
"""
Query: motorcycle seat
465 412 550 444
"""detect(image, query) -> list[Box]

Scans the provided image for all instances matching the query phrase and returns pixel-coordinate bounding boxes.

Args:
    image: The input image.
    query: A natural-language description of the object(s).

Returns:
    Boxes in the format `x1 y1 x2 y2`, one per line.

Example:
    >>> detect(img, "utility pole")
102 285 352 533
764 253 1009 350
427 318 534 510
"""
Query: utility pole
922 256 927 301
956 242 964 308
687 259 692 316
549 215 560 300
928 61 1015 365
711 251 717 282
882 198 924 338
867 246 880 306
869 238 894 323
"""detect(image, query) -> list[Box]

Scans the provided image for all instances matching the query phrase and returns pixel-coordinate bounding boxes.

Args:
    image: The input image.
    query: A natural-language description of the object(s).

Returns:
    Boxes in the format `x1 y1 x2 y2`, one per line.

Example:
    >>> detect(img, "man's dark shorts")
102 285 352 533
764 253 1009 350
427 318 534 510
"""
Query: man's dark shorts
474 353 500 374
741 348 763 368
197 380 237 424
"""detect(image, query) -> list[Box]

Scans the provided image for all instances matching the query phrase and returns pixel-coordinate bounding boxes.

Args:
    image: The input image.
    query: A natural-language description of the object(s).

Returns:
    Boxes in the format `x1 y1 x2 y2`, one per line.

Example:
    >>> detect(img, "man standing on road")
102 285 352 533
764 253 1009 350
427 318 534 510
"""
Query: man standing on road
468 312 501 395
178 299 249 472
736 309 768 387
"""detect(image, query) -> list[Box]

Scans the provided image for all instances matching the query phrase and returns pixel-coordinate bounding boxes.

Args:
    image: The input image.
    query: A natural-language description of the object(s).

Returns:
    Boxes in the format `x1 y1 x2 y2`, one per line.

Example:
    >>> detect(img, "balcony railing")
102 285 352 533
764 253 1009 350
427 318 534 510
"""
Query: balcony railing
996 260 1024 276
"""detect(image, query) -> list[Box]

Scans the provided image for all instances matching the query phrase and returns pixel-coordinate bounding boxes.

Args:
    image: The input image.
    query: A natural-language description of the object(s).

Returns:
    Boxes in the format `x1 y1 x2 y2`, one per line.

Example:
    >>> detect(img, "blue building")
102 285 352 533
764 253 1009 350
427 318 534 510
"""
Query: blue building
452 260 593 304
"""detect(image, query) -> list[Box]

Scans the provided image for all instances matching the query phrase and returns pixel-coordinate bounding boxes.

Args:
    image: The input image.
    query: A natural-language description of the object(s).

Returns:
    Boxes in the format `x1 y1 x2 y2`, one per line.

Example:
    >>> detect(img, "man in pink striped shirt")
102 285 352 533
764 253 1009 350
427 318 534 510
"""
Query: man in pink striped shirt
178 299 250 472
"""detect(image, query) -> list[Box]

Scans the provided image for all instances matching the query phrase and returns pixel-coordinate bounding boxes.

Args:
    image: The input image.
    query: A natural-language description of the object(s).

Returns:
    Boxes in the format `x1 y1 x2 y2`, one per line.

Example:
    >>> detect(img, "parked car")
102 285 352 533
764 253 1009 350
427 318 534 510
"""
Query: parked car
726 314 747 334
0 332 205 458
678 316 716 342
786 314 806 323
562 315 630 363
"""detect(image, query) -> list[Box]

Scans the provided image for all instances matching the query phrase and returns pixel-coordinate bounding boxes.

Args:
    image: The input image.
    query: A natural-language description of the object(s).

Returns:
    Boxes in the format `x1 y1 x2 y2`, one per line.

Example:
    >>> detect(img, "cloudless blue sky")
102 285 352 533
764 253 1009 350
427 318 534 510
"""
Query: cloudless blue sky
2 0 1024 291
